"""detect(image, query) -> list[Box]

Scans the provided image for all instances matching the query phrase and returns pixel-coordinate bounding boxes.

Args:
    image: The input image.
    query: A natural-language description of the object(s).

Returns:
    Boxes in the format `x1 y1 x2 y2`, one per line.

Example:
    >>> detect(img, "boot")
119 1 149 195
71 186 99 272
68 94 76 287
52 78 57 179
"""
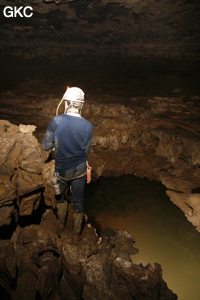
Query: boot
72 212 84 245
56 202 68 230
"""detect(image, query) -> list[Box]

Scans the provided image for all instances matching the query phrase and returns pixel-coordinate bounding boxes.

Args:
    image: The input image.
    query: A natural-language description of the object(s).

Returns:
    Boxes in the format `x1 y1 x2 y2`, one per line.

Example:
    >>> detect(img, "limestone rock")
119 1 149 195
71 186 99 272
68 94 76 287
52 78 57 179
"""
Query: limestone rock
3 224 175 298
0 120 45 224
19 124 36 134
0 210 177 299
166 191 200 232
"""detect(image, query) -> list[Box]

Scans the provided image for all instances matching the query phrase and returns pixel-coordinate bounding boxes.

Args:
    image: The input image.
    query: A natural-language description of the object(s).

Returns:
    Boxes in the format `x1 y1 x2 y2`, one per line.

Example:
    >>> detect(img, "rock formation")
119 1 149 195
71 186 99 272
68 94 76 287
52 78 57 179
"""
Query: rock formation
0 214 177 299
0 120 177 299
1 90 200 233
86 98 200 232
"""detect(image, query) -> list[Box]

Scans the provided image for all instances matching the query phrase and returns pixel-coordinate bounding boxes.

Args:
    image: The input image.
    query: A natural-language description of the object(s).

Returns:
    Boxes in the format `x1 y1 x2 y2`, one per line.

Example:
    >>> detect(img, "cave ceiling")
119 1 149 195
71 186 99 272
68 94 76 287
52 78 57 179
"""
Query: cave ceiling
0 0 199 59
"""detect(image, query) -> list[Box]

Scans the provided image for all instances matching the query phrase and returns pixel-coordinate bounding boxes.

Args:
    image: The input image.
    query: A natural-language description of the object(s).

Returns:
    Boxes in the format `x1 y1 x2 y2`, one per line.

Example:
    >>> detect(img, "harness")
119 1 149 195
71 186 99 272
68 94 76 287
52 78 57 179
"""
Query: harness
56 161 92 184
58 172 86 182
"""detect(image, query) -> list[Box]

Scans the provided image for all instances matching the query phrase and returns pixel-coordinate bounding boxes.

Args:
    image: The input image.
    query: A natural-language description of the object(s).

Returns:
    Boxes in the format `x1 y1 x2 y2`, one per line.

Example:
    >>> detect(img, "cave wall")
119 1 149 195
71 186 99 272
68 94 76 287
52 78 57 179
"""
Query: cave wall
0 90 200 232
85 99 200 232
0 0 199 60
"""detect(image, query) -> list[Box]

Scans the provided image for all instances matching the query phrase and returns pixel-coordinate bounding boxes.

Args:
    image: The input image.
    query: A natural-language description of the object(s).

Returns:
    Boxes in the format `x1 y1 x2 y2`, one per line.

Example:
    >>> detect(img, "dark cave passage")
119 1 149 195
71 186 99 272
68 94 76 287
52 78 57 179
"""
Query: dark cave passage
0 55 199 99
84 175 200 300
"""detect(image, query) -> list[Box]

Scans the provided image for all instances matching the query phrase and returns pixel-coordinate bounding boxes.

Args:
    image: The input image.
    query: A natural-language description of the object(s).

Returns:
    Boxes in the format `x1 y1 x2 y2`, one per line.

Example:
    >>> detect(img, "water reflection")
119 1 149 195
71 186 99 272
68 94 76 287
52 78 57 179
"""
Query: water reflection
84 175 200 300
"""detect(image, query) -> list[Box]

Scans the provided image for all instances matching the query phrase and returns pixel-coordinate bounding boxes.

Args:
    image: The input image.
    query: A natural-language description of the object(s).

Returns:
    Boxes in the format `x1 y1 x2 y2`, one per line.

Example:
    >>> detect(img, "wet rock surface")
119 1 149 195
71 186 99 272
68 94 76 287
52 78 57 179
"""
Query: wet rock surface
0 207 177 300
0 120 45 226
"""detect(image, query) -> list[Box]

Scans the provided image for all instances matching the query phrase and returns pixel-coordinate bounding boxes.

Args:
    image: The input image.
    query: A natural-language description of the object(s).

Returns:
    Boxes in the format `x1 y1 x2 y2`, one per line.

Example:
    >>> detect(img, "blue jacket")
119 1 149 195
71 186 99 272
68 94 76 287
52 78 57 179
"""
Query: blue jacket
42 114 93 172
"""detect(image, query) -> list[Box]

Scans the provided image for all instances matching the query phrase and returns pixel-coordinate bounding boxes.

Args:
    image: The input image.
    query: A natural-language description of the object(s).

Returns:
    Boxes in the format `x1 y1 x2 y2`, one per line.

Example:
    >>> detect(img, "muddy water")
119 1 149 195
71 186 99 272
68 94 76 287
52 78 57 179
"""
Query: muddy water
84 175 200 300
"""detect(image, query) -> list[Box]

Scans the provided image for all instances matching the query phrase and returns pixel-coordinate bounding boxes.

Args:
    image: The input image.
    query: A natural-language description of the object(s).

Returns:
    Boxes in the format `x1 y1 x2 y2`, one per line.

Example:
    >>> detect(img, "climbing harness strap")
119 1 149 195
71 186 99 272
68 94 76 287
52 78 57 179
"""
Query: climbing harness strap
52 161 92 185
58 172 86 182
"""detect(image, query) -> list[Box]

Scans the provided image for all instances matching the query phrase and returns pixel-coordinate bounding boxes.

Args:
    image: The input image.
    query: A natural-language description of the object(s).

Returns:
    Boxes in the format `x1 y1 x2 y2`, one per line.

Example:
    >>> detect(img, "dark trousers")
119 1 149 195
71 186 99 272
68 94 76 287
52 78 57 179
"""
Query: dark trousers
56 162 86 213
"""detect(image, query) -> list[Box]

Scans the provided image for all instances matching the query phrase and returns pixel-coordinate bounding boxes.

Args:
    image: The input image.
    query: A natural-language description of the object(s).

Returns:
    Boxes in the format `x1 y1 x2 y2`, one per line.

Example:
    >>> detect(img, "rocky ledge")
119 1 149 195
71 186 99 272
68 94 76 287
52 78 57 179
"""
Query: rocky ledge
0 209 177 300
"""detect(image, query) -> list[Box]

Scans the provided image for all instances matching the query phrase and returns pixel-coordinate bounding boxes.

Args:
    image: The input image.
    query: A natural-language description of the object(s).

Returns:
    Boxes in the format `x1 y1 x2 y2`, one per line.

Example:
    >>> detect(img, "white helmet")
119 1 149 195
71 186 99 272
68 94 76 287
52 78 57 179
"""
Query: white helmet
63 87 84 105
56 87 85 116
